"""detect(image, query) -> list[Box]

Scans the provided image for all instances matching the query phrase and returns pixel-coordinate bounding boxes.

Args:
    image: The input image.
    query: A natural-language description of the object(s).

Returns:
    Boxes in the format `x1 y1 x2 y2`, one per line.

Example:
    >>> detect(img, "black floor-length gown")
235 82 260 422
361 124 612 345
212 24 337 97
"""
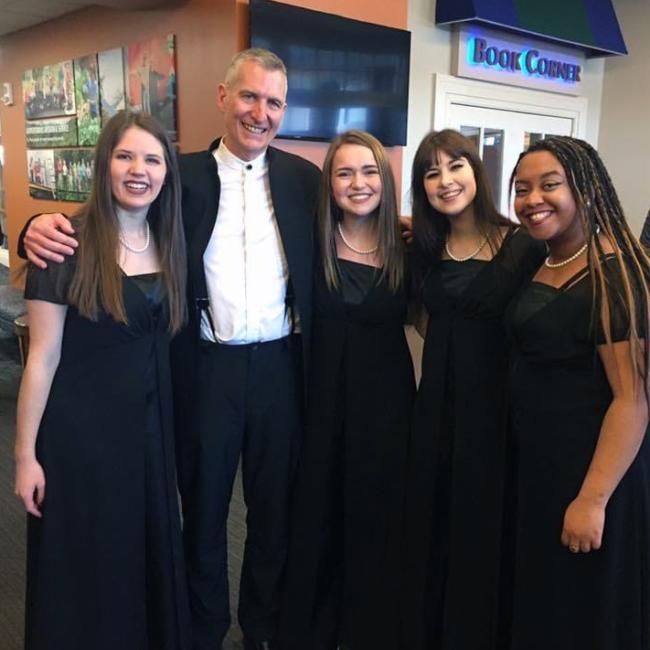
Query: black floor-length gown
280 259 415 650
23 259 190 650
506 260 650 650
401 228 544 650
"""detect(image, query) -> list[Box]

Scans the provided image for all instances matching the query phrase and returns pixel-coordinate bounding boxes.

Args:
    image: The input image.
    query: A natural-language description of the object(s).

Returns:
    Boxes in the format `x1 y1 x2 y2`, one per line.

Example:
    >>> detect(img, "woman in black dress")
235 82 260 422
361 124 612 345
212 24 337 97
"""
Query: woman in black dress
14 111 189 650
508 136 650 649
401 130 544 650
280 130 415 650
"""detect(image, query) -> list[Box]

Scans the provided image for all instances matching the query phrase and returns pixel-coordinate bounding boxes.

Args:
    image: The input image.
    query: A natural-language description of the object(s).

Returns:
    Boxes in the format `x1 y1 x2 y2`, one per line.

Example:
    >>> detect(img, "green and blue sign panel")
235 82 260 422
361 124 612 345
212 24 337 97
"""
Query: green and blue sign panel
438 0 626 57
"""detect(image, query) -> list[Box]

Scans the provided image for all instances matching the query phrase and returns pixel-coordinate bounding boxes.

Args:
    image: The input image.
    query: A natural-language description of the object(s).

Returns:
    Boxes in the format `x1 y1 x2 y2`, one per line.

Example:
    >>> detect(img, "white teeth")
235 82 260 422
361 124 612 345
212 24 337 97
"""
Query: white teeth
529 211 551 223
242 123 265 134
125 182 148 190
440 189 461 199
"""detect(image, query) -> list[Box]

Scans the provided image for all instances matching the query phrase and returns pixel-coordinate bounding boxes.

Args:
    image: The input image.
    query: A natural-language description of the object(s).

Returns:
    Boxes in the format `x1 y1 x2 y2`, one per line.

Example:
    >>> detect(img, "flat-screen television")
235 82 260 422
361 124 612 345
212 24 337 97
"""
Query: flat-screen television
249 0 411 146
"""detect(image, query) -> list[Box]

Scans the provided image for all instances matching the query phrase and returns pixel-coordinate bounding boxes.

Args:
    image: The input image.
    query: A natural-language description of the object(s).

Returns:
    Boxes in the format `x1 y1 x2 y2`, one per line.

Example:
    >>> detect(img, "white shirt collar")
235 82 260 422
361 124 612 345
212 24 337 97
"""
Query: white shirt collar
215 139 267 172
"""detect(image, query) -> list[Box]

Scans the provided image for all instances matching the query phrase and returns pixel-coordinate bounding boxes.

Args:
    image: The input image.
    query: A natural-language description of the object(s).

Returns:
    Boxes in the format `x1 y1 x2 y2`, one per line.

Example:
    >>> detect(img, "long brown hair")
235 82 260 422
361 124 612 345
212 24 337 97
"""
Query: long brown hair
411 129 511 274
319 130 404 291
510 136 650 384
68 110 186 333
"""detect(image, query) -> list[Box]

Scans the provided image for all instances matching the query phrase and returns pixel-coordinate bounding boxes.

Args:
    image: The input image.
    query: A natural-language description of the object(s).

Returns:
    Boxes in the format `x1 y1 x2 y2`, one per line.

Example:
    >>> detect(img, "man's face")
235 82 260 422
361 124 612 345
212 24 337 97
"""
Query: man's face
217 61 287 161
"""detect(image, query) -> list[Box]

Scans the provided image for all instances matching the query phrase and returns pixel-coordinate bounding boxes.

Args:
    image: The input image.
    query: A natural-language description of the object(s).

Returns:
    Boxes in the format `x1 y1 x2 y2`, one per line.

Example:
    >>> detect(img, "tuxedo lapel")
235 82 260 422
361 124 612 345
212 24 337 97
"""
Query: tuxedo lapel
268 148 312 285
186 150 221 299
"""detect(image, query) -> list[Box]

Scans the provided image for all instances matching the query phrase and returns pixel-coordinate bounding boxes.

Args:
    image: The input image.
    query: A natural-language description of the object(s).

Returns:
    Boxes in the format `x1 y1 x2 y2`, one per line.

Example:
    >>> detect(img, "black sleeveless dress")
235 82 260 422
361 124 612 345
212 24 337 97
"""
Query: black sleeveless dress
24 259 190 650
280 258 415 650
401 228 545 650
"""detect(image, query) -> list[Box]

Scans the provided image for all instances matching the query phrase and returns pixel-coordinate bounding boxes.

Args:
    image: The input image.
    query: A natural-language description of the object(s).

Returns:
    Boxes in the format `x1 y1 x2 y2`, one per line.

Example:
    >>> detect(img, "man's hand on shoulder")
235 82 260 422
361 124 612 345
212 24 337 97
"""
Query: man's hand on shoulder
24 213 77 269
399 215 413 246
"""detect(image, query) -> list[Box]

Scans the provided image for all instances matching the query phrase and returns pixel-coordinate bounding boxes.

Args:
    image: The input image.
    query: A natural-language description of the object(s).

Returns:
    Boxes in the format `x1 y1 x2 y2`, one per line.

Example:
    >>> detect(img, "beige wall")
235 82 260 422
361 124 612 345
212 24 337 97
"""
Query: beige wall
598 0 650 235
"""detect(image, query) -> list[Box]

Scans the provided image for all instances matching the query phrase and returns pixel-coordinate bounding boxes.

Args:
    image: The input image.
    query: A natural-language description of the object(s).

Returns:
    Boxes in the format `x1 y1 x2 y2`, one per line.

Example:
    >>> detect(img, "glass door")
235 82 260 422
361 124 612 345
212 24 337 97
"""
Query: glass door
447 104 573 217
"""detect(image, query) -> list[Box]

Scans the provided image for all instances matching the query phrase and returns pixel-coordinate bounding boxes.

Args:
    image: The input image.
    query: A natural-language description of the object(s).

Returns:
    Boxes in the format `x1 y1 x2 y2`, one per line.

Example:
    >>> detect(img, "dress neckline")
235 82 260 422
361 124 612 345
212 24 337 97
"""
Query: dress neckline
123 270 161 279
127 271 161 279
338 258 382 271
530 253 617 293
440 225 520 265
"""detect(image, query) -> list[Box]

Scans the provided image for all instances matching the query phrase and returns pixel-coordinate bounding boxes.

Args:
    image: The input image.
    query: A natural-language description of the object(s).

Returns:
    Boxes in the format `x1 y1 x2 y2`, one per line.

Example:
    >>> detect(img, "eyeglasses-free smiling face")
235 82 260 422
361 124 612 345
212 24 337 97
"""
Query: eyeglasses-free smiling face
513 150 582 245
110 126 167 213
330 144 383 219
217 60 287 161
424 150 477 218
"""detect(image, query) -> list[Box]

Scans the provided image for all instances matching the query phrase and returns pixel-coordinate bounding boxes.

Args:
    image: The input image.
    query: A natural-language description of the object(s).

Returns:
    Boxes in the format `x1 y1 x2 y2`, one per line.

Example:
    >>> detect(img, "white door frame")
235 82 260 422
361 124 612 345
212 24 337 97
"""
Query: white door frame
431 73 588 138
447 104 574 215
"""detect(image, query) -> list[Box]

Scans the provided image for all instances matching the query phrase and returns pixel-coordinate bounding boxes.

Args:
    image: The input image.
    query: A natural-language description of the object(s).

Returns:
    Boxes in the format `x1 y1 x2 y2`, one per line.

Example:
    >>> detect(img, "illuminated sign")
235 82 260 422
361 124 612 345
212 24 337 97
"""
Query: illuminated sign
471 38 582 82
454 25 585 96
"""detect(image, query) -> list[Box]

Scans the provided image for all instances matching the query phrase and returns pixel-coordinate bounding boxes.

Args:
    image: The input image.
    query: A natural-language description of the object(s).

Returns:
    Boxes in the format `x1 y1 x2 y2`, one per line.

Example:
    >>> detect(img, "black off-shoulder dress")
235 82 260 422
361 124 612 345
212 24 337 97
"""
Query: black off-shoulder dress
506 259 650 649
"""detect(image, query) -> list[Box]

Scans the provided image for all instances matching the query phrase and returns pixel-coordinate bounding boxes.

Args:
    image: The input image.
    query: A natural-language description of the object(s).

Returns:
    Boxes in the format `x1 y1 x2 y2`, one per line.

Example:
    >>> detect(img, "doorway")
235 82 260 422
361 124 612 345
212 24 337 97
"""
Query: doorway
448 105 573 214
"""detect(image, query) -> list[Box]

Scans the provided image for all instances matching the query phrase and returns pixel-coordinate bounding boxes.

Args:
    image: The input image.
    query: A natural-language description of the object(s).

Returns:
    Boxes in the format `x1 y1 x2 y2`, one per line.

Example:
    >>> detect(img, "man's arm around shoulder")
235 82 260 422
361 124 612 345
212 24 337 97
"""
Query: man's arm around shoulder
19 213 77 268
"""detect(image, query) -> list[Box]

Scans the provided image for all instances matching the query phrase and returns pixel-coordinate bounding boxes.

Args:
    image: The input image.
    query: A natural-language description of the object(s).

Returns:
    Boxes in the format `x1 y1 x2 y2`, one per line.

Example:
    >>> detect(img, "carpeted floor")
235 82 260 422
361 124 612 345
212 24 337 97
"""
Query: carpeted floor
0 285 247 648
0 265 25 337
0 335 26 650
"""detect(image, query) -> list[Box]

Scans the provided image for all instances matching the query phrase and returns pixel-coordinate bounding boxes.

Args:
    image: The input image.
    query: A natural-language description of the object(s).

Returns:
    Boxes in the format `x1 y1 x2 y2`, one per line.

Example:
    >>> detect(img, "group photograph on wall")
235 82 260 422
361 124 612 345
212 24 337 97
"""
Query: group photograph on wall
22 34 177 202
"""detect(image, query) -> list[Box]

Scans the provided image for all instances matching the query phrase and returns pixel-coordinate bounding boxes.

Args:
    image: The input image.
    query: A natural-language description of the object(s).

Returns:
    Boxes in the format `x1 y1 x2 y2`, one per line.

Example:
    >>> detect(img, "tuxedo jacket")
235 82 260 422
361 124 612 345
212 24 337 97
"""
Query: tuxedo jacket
170 138 321 423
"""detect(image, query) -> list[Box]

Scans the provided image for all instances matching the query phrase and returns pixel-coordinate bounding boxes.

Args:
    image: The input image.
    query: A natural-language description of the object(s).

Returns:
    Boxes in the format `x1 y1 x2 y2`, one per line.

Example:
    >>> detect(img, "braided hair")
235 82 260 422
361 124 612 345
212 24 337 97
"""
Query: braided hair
510 136 650 385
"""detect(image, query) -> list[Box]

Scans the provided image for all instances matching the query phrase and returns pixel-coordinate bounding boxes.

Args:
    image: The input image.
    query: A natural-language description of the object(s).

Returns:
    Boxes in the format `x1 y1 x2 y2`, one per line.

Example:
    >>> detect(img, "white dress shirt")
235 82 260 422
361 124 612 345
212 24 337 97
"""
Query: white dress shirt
200 140 293 344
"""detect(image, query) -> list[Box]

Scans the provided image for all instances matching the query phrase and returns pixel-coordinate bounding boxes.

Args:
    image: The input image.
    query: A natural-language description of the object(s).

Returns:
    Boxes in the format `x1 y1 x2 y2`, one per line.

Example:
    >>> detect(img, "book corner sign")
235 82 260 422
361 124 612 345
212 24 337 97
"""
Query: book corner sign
454 25 585 96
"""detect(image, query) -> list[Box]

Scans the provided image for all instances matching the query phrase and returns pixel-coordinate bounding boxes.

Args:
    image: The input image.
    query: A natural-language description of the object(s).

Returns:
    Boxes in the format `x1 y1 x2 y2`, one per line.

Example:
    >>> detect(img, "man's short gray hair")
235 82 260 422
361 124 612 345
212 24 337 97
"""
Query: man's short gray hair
225 48 288 87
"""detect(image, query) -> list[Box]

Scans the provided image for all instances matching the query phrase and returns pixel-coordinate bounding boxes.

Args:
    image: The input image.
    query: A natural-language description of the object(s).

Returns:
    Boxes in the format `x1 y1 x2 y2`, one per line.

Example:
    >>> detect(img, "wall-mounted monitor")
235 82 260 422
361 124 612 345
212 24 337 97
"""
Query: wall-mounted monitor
250 0 411 147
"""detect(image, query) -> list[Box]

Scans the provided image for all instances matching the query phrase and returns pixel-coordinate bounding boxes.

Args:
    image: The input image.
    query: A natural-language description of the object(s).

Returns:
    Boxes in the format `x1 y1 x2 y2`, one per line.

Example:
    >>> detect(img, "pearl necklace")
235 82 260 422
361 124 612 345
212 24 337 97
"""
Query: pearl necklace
337 222 378 255
445 236 487 262
544 242 588 268
120 222 150 254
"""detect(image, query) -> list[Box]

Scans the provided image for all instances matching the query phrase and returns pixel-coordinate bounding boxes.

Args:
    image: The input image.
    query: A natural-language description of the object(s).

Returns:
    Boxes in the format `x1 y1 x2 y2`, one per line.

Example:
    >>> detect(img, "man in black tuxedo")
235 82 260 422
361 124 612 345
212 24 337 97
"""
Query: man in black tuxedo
20 48 321 650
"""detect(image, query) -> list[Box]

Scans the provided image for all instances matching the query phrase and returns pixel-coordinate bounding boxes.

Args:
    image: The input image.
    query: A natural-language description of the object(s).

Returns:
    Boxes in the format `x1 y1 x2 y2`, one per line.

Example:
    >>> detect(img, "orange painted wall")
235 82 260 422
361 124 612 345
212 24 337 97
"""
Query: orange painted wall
0 0 236 271
1 0 409 273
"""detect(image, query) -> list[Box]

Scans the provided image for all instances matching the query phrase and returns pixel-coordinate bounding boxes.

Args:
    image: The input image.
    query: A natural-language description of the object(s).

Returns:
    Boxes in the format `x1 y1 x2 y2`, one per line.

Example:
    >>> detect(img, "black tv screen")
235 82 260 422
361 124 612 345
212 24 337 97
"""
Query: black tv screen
249 0 411 146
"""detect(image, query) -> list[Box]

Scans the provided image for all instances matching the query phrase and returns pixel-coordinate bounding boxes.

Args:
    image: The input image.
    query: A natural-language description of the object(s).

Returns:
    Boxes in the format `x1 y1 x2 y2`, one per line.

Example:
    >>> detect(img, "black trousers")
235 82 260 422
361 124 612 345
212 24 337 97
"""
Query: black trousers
178 335 303 649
